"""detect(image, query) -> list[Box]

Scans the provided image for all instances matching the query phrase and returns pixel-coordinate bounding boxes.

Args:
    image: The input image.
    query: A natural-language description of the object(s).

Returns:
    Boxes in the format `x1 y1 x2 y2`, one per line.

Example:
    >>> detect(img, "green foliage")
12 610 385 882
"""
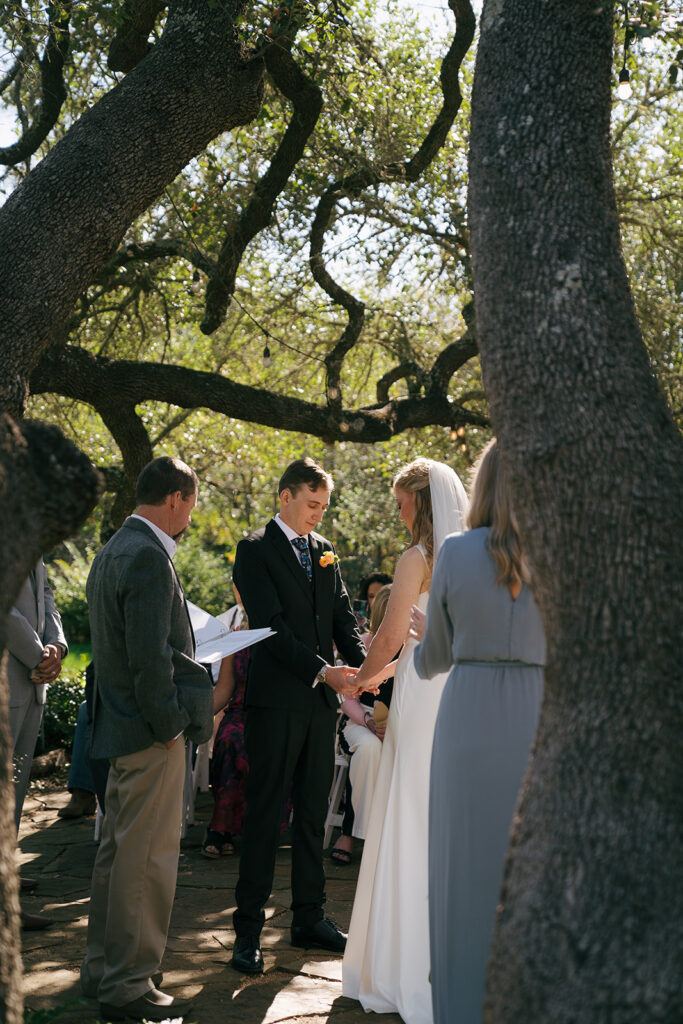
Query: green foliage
46 542 96 644
173 529 234 616
43 666 86 751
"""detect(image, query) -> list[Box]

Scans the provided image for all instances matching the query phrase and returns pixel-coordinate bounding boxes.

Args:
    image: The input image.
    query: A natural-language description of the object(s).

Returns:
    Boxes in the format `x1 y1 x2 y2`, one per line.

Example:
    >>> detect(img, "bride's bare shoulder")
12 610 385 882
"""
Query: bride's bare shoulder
395 545 428 579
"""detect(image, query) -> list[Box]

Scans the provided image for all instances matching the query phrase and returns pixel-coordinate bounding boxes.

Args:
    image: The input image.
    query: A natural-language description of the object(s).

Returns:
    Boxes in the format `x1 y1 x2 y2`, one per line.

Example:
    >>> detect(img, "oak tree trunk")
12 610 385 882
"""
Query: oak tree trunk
0 421 101 1022
468 2 683 1021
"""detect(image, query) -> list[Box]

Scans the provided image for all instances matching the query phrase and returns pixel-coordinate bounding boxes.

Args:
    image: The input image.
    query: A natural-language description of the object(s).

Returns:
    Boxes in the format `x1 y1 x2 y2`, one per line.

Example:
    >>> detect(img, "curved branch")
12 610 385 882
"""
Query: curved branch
29 344 488 445
0 3 72 167
309 0 476 407
108 0 168 74
201 39 323 334
101 239 215 277
376 361 426 403
95 400 153 529
0 47 31 97
428 299 478 394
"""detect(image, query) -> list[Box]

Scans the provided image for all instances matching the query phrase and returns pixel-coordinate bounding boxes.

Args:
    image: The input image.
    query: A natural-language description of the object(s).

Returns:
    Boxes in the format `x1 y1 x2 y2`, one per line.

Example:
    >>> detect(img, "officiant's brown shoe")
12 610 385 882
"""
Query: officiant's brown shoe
82 971 163 1000
99 986 193 1021
291 917 347 952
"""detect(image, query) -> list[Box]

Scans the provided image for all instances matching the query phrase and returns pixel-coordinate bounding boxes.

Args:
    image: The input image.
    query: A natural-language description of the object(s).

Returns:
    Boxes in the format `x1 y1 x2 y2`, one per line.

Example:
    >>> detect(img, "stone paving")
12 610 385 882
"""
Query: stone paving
18 782 402 1024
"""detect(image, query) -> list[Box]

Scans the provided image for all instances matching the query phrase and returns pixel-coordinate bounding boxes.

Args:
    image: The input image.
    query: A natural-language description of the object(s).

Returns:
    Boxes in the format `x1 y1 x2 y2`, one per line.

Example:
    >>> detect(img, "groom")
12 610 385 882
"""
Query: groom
231 457 365 974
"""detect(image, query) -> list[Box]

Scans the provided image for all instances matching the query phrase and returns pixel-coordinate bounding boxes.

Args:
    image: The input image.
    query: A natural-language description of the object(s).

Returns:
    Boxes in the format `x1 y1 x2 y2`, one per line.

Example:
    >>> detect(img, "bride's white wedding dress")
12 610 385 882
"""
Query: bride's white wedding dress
342 573 449 1024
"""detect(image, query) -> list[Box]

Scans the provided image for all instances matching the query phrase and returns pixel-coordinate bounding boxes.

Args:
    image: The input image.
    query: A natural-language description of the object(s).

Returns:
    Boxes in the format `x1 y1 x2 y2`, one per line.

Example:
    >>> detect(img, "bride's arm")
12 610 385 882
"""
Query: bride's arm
353 546 426 691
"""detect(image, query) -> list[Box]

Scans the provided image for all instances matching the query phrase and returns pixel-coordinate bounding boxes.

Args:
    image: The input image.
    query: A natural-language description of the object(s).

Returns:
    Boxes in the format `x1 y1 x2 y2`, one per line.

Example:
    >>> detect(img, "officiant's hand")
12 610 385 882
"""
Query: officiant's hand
325 665 360 695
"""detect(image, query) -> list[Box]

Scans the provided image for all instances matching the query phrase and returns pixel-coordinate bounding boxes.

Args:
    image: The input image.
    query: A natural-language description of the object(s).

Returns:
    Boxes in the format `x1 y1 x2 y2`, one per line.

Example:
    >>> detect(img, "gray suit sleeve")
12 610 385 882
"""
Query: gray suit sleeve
5 605 44 670
42 572 68 656
414 540 455 679
121 546 191 742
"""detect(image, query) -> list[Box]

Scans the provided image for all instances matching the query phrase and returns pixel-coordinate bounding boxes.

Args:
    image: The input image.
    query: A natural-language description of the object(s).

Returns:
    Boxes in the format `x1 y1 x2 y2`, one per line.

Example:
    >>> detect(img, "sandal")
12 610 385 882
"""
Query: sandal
202 829 234 858
330 840 353 865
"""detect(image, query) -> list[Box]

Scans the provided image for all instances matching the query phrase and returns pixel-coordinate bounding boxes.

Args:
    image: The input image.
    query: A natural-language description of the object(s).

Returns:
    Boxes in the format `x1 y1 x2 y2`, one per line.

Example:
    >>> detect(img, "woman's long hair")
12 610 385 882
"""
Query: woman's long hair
368 584 392 635
393 458 434 568
467 439 529 586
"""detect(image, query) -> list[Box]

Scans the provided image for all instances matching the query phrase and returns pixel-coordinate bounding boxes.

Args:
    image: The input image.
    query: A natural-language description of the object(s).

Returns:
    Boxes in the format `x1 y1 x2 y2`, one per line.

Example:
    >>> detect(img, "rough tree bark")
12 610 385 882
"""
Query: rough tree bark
468 2 683 1021
0 422 101 1023
0 0 263 418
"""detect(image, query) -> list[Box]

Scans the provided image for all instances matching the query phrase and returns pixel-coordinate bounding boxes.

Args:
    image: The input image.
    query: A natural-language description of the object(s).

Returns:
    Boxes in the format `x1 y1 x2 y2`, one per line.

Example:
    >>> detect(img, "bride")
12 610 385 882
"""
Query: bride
342 457 468 1024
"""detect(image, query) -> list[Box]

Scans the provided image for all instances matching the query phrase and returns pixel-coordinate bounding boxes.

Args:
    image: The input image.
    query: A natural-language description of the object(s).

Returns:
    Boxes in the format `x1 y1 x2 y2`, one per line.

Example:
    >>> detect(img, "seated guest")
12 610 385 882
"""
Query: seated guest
203 590 291 858
355 571 393 630
330 586 394 865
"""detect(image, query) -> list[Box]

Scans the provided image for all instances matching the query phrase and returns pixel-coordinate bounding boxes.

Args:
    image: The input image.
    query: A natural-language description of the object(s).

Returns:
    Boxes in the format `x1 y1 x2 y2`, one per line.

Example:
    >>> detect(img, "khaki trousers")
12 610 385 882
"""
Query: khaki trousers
82 739 185 1005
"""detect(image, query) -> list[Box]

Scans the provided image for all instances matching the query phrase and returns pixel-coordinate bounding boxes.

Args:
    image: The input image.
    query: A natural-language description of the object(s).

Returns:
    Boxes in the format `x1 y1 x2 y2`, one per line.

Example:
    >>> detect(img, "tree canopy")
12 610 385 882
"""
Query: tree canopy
1 0 680 534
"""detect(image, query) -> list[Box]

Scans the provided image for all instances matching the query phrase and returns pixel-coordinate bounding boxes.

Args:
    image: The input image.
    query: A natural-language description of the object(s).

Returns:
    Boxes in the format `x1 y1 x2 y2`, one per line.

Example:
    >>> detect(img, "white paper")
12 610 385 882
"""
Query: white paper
187 600 274 664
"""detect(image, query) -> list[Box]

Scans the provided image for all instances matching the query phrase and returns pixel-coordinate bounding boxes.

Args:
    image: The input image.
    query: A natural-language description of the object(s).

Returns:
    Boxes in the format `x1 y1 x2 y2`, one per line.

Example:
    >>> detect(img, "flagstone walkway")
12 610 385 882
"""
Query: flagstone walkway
18 781 402 1024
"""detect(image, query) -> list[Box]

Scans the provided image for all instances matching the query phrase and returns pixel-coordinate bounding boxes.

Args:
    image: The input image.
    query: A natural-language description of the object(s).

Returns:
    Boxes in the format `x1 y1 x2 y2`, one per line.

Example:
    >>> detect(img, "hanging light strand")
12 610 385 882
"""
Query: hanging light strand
162 185 326 367
617 0 633 99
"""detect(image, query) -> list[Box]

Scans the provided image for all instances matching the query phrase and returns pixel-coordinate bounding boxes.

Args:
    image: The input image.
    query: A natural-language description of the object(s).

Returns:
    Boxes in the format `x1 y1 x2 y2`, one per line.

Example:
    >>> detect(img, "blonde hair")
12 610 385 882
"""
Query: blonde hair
392 458 434 568
467 439 529 586
368 584 392 635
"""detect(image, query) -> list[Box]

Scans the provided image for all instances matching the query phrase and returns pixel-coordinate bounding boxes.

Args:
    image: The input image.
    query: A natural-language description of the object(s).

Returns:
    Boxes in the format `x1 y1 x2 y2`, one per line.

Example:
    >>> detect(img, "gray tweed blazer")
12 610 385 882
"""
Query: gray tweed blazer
87 517 213 759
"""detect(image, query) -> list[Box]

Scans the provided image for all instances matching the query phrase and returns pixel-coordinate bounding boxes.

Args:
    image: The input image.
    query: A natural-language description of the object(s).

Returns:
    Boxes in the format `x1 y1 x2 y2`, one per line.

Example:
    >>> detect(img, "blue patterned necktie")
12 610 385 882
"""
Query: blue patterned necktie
291 536 313 583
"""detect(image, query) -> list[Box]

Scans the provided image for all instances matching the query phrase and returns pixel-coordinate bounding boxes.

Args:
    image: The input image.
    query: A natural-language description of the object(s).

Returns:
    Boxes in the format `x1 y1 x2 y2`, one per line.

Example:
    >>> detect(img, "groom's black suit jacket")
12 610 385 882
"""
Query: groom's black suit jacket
233 519 365 709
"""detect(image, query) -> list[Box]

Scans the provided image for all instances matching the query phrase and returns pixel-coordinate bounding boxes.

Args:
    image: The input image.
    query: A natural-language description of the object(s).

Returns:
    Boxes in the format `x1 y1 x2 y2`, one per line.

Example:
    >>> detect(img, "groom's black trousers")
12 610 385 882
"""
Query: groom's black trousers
234 694 337 938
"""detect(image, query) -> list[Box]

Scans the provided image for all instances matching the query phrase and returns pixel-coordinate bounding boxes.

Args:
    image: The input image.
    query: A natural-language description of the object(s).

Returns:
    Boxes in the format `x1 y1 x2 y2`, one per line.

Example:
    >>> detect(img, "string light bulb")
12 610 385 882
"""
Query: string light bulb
449 427 458 442
263 344 272 368
191 268 201 293
617 66 632 99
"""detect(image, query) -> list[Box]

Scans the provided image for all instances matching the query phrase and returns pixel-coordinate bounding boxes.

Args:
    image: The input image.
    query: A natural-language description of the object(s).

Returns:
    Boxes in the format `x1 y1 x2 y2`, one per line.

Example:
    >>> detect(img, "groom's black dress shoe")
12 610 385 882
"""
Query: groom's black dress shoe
231 936 264 975
291 917 347 953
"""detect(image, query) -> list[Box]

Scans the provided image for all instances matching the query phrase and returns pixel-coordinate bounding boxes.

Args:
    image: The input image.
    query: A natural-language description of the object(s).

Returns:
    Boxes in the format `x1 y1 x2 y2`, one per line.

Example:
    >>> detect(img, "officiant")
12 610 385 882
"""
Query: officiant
81 457 215 1020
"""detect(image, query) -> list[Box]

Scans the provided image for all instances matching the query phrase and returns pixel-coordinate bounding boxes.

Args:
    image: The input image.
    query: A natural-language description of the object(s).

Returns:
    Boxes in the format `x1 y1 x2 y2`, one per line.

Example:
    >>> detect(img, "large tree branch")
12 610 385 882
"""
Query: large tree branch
108 0 168 73
309 0 476 408
428 299 478 394
0 0 264 418
201 38 324 334
30 343 487 445
0 3 72 167
97 401 154 530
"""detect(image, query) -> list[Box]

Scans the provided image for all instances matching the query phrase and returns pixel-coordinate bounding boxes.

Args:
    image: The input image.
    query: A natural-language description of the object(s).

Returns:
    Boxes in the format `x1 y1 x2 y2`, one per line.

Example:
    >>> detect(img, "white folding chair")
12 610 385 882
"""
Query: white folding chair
323 747 350 849
181 740 211 837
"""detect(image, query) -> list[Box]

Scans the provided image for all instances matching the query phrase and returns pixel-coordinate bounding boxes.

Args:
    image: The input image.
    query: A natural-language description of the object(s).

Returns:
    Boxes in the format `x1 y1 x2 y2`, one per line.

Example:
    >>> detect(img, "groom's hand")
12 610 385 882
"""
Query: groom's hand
324 665 360 695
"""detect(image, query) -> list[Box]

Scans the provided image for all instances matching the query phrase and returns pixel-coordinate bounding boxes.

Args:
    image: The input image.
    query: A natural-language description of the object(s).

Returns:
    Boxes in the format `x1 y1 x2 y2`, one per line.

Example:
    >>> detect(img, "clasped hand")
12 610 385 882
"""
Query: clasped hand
30 643 63 685
324 664 363 696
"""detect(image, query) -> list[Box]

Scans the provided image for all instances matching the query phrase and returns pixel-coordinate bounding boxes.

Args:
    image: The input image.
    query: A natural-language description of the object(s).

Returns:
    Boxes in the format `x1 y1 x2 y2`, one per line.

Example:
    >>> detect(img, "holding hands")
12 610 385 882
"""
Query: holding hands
30 643 64 685
324 664 361 696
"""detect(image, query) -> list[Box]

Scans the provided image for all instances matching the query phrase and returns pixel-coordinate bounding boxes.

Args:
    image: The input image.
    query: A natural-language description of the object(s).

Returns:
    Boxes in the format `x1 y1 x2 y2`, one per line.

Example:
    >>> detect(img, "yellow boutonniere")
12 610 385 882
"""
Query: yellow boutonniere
319 551 339 568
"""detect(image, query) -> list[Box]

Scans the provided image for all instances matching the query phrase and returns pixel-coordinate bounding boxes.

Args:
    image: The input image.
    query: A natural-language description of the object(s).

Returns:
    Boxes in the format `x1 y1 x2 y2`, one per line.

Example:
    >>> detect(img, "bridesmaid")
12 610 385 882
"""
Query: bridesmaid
414 439 545 1024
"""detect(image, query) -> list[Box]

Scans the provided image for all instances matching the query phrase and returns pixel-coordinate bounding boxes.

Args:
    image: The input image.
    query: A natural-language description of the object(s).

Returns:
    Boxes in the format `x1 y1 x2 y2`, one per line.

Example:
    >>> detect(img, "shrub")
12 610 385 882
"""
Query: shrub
43 667 87 751
47 543 94 645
